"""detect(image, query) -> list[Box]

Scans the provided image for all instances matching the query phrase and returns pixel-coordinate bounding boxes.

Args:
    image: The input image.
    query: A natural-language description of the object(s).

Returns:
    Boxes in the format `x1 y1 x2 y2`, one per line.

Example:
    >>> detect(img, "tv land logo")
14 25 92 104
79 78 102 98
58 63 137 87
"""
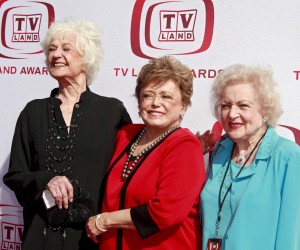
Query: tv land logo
0 204 23 250
1 222 23 250
158 10 197 42
0 0 55 59
131 0 214 59
12 14 42 42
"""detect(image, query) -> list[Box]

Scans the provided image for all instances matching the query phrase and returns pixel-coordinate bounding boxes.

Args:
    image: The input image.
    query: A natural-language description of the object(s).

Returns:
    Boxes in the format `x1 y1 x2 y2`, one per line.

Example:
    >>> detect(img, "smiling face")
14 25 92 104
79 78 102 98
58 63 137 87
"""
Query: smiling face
220 82 266 144
47 34 86 84
138 80 187 134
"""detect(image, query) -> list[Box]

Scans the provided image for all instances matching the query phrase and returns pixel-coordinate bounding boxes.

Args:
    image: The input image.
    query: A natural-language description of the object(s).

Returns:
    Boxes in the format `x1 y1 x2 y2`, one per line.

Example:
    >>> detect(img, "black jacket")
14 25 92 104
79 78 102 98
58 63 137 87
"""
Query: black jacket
3 88 132 250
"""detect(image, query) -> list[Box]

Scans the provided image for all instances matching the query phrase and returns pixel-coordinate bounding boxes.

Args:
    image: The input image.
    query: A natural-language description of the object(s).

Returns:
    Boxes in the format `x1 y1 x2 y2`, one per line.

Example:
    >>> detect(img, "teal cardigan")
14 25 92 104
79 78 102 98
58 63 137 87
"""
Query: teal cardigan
201 126 300 250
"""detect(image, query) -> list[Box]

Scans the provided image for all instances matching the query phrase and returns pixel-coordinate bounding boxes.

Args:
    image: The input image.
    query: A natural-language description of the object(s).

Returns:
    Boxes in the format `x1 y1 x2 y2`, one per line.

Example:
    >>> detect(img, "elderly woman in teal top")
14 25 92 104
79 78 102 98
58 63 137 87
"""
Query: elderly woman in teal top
201 64 300 250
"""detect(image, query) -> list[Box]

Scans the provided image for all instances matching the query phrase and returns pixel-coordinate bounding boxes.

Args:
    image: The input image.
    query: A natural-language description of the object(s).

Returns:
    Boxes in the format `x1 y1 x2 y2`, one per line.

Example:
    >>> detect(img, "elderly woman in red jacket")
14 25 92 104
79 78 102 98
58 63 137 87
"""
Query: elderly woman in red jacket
86 55 206 250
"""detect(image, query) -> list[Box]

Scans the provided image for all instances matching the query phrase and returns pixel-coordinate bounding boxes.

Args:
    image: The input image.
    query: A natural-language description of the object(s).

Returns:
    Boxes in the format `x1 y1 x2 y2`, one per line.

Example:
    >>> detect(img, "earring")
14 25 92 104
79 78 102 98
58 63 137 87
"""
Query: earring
262 116 268 123
180 111 185 120
138 111 141 118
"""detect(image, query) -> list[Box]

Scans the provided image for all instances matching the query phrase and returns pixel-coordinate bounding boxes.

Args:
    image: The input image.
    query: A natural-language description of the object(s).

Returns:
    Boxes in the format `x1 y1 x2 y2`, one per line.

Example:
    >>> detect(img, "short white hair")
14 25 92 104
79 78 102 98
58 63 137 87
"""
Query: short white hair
211 64 283 126
41 17 103 85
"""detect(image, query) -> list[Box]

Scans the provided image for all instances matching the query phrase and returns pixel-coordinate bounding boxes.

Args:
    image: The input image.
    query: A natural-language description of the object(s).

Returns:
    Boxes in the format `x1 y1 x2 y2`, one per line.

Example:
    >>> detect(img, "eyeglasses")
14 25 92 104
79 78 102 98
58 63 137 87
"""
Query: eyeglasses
140 92 174 103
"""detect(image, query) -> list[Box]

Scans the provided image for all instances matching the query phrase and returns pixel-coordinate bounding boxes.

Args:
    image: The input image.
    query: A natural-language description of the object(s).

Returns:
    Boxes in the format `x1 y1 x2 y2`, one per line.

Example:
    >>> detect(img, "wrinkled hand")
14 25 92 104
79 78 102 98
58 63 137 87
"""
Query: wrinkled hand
196 130 215 154
86 215 105 243
46 176 73 209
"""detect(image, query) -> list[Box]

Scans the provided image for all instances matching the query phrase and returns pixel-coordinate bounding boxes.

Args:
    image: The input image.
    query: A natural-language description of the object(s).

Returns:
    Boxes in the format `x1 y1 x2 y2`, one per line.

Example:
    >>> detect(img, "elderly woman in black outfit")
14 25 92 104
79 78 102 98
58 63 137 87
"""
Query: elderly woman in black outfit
3 18 131 250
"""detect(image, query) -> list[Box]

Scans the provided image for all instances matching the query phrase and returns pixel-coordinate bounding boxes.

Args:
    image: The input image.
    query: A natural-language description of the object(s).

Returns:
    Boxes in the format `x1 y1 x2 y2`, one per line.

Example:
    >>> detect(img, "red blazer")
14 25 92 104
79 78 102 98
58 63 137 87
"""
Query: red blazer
100 124 206 250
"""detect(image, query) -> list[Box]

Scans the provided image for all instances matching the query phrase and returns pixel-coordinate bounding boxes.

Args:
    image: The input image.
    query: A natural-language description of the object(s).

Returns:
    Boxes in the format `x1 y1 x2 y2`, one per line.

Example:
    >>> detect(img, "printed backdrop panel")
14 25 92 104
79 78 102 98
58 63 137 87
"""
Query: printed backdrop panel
0 0 299 247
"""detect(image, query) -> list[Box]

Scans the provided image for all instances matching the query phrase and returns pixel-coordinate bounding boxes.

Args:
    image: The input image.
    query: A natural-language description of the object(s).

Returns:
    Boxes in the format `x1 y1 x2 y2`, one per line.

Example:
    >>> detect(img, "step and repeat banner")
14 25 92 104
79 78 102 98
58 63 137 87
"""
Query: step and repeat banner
0 0 299 248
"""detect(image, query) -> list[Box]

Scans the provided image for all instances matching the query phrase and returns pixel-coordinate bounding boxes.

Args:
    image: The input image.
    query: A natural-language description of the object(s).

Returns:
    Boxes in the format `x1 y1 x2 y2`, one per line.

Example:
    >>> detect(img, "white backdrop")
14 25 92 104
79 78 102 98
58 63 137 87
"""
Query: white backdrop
0 0 299 247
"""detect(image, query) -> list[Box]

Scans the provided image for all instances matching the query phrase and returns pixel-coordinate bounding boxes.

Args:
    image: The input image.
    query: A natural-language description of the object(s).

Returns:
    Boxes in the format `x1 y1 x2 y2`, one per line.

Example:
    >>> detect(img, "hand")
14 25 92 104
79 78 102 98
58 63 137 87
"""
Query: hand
86 214 107 243
46 176 73 209
196 130 215 154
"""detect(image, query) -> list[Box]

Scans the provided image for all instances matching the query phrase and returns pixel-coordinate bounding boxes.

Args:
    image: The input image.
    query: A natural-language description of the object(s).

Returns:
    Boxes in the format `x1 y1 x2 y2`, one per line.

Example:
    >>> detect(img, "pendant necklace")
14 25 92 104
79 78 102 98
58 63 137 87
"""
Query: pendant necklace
236 151 252 166
235 141 262 166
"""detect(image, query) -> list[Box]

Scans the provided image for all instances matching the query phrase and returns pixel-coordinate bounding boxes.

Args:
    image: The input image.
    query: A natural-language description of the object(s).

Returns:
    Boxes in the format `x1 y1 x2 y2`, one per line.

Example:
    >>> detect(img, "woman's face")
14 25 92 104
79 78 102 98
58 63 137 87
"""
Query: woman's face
220 82 265 144
47 35 86 83
139 80 186 134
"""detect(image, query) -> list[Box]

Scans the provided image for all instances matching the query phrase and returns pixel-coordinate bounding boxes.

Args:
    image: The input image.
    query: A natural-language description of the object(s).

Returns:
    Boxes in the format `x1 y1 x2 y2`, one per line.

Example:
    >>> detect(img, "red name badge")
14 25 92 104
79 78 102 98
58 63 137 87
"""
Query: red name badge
207 238 222 250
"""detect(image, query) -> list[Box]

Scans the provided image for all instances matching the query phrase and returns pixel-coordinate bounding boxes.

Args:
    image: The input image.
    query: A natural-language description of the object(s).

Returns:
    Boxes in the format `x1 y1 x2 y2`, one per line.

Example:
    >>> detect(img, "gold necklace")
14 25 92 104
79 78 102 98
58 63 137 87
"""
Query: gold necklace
121 125 179 180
